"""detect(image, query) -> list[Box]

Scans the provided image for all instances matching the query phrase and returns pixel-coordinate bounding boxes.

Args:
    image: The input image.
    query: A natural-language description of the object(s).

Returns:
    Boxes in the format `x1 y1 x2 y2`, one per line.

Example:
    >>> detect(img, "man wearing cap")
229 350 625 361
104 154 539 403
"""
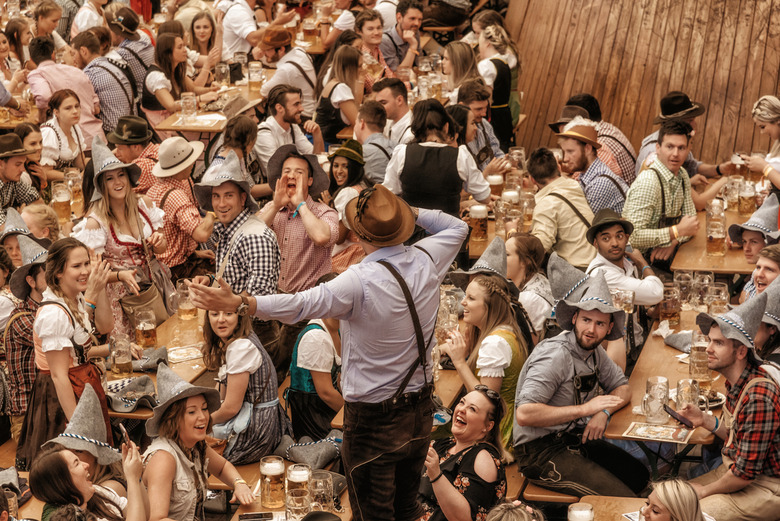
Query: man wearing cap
5 235 47 441
190 184 469 521
622 120 699 264
379 0 423 72
0 137 42 226
558 116 629 215
255 85 324 172
258 28 317 119
635 91 733 179
514 256 649 497
458 79 506 170
678 294 780 521
107 8 154 101
549 106 622 179
108 116 160 195
147 137 216 282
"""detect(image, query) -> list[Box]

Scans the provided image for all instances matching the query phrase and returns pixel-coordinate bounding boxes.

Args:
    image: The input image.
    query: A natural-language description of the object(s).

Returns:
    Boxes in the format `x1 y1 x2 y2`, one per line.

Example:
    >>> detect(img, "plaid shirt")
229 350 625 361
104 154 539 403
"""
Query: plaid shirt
268 196 339 293
147 177 202 267
621 158 695 252
579 158 629 214
84 57 135 134
133 143 160 195
215 210 280 296
723 361 780 480
598 121 637 185
6 296 39 416
56 0 84 44
0 181 39 225
361 45 395 94
116 39 155 101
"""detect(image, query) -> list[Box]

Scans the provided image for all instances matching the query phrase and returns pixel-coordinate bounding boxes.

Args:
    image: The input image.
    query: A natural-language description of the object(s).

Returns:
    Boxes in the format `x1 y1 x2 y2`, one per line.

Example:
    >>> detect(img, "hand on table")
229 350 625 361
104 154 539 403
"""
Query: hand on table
650 244 676 262
130 342 144 359
200 91 220 104
689 174 709 188
582 411 609 442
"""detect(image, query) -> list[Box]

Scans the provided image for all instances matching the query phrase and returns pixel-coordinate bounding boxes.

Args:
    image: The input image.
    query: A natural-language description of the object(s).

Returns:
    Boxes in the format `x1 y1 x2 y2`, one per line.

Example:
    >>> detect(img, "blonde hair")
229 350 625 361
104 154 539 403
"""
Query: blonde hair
444 41 481 90
753 95 780 157
652 480 705 521
22 203 60 240
486 502 545 521
330 45 361 95
90 169 144 238
481 25 521 75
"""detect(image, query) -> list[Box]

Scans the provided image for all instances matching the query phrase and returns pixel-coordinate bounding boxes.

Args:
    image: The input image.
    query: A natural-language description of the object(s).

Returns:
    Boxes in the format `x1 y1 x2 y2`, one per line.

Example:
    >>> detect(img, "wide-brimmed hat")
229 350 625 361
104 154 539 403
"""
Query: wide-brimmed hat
653 91 705 124
548 105 589 133
146 363 220 437
259 25 292 50
106 116 153 145
91 137 141 202
555 269 626 341
728 193 780 244
0 208 52 249
267 144 329 196
9 234 48 300
195 151 260 213
587 208 635 244
106 7 140 41
223 96 264 120
762 278 780 329
328 139 365 165
344 185 415 247
43 384 121 465
450 237 506 289
697 291 767 351
556 123 601 150
152 137 204 178
106 375 158 413
0 134 31 159
547 252 590 302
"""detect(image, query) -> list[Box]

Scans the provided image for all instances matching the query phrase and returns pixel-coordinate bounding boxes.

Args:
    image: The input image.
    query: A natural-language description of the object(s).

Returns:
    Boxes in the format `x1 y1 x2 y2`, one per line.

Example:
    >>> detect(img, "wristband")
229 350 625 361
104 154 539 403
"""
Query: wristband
671 225 679 240
641 265 652 275
234 478 247 486
85 301 96 310
765 164 774 178
711 416 719 432
430 472 443 483
716 164 723 176
292 201 306 217
601 409 612 422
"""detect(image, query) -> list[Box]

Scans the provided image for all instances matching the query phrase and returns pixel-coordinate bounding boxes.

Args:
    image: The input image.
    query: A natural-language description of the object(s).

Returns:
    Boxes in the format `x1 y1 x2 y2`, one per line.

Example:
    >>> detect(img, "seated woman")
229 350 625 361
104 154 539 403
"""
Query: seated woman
0 31 26 92
143 363 254 520
22 204 61 241
141 33 219 139
641 479 705 521
315 30 363 90
40 90 86 182
477 25 518 151
419 387 507 520
486 501 546 521
31 1 72 65
13 122 48 196
203 310 291 465
441 273 529 457
505 232 553 340
5 17 32 69
461 10 506 46
287 272 342 440
315 45 363 146
445 103 476 147
158 20 216 88
189 10 223 82
209 115 269 201
443 41 481 105
744 95 780 199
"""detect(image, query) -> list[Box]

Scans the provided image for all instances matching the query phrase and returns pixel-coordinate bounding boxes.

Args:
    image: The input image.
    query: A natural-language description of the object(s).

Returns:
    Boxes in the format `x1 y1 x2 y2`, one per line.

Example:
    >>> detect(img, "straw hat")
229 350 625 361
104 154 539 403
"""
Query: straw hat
344 185 415 247
653 91 705 124
43 384 121 465
450 237 507 290
146 363 220 437
587 208 634 245
90 137 141 202
728 193 780 244
9 234 48 300
548 105 589 133
696 291 767 350
152 137 205 178
266 144 329 197
195 151 260 214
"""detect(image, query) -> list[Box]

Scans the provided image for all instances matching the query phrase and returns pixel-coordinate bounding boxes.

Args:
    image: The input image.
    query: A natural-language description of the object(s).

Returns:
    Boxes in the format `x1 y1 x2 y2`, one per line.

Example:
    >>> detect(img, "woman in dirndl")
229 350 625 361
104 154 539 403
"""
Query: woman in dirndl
16 237 114 470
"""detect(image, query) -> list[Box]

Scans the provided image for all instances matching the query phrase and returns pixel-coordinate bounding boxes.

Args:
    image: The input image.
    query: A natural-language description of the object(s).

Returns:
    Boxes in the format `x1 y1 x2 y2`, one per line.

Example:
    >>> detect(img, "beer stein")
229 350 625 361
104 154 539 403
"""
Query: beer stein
609 288 635 314
706 220 726 257
214 62 230 89
690 342 713 394
738 182 757 217
176 279 197 320
286 489 312 521
660 283 681 327
233 52 248 85
641 376 669 425
674 270 693 310
568 502 594 521
180 93 197 125
51 181 72 226
750 152 766 183
64 169 84 217
135 310 157 348
469 204 488 241
677 378 709 412
732 153 748 179
248 62 264 93
286 463 312 494
310 470 334 512
487 173 504 197
493 199 507 238
111 335 133 378
259 456 285 509
302 19 317 42
520 193 535 232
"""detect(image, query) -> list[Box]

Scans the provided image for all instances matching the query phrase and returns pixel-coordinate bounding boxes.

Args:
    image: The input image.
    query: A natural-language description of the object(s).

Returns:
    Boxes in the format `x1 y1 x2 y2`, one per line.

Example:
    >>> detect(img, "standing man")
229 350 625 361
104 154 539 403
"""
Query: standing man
107 116 159 194
680 294 780 521
379 0 423 72
221 0 295 61
373 78 414 145
258 28 318 119
190 184 469 521
458 79 505 171
354 100 395 185
163 0 212 31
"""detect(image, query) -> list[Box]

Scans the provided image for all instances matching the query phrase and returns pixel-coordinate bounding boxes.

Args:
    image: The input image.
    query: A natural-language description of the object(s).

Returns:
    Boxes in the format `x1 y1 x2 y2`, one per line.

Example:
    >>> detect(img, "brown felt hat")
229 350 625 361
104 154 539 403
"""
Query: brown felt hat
106 7 141 41
653 91 705 124
0 134 31 158
548 105 589 133
344 185 416 247
556 124 601 150
259 26 292 50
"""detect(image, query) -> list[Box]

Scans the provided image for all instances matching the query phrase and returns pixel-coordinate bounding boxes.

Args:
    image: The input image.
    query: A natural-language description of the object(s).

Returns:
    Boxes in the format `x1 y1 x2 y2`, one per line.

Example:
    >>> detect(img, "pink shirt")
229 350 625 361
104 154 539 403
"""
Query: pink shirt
27 61 105 148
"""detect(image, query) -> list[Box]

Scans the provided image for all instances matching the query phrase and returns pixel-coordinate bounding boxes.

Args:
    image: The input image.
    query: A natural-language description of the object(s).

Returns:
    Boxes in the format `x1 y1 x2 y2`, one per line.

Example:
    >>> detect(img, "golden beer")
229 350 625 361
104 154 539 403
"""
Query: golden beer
71 185 84 217
659 309 681 326
260 458 285 509
735 163 748 178
738 195 757 216
113 359 134 377
248 79 262 92
706 234 726 257
52 198 70 225
135 323 157 348
470 204 488 242
177 302 198 320
303 24 318 42
487 175 504 196
690 346 713 394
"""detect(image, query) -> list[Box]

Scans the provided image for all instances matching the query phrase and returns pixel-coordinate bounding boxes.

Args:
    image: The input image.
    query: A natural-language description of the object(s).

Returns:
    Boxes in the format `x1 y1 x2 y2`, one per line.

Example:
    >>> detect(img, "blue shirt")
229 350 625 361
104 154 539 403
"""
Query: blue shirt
0 82 11 107
579 158 629 214
466 120 504 170
251 209 468 402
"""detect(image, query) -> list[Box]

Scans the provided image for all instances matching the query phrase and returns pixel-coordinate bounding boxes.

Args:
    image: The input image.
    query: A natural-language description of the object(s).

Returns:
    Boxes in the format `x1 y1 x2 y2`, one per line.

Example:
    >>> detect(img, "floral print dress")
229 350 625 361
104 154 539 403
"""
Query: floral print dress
418 438 506 521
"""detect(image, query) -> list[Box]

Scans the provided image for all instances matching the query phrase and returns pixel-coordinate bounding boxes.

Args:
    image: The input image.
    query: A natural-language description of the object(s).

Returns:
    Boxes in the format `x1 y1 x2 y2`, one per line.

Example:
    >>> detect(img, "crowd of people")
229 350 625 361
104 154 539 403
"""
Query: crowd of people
0 1 774 521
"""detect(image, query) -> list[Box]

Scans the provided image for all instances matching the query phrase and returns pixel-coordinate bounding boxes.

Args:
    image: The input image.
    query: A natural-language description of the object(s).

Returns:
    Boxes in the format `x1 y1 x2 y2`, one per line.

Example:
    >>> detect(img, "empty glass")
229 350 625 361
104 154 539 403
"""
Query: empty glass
677 378 708 412
286 489 311 521
674 270 693 310
310 470 334 512
180 93 197 125
641 376 669 425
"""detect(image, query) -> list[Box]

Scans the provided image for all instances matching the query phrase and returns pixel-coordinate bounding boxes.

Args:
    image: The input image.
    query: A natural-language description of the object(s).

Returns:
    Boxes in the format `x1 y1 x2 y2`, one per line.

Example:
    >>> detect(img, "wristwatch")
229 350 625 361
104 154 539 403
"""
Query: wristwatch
235 295 250 316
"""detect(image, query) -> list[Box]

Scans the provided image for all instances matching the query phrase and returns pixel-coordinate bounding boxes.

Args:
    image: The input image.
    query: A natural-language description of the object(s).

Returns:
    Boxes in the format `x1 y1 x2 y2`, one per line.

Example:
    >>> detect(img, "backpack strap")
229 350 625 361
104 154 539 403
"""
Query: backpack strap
547 192 591 228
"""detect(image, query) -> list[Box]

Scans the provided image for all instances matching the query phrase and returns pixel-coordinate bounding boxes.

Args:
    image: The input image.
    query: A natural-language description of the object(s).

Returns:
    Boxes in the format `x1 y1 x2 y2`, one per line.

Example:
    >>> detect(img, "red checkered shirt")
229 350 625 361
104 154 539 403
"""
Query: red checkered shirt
6 296 39 416
362 44 395 94
147 177 202 267
723 361 780 480
132 143 161 195
268 196 339 293
598 121 637 185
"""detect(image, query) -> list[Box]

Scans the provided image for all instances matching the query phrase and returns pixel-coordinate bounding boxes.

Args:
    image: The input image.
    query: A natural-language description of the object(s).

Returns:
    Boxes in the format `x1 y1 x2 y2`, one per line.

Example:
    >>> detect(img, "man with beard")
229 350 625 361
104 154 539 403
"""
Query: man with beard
513 254 649 497
255 84 324 172
258 27 317 119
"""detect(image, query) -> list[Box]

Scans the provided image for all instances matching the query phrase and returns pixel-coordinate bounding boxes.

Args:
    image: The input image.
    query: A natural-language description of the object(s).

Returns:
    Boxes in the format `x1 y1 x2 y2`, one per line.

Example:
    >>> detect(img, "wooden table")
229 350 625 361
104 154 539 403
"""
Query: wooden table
671 210 754 274
0 106 38 130
579 495 646 520
469 219 497 260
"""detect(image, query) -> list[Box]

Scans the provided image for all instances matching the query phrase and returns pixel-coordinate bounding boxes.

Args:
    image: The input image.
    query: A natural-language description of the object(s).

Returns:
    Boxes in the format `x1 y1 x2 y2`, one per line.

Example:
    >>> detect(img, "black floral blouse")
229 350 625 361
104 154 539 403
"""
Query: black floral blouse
418 438 506 521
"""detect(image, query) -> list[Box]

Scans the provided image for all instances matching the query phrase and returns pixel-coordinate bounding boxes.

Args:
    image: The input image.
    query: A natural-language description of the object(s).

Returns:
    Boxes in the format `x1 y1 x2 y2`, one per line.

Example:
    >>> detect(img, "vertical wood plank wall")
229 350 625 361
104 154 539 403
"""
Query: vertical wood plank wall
504 0 780 162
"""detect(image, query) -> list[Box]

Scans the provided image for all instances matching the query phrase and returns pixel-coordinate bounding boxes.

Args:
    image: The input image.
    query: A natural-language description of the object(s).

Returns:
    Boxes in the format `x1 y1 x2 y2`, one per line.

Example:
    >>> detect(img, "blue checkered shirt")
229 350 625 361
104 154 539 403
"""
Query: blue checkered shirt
84 57 135 134
214 209 280 296
116 39 154 102
579 158 629 214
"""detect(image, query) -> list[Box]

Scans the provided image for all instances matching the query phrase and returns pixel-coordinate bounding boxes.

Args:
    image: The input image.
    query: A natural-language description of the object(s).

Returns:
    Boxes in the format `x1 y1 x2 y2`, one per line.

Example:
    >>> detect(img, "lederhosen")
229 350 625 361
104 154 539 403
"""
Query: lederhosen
315 82 348 145
488 57 513 152
644 167 687 272
15 302 111 470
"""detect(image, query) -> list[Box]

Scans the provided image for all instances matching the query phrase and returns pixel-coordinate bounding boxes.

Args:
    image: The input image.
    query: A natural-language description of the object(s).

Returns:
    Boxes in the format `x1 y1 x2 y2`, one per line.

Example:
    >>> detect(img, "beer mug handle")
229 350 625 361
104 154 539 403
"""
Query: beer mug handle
641 393 650 415
698 395 710 413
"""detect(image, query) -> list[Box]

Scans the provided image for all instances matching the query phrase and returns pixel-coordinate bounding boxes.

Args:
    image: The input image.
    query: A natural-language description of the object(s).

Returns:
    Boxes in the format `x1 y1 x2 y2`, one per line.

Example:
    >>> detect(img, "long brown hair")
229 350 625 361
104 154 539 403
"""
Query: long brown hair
202 311 253 371
155 34 187 100
5 17 29 64
157 397 212 463
190 11 216 53
47 443 125 493
45 238 90 331
444 41 480 90
507 232 544 288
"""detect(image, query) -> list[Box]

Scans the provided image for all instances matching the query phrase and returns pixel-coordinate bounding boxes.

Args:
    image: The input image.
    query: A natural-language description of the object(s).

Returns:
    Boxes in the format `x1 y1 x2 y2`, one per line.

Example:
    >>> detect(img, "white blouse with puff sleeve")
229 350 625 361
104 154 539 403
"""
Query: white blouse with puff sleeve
71 199 165 254
475 333 513 378
217 338 263 383
34 287 91 362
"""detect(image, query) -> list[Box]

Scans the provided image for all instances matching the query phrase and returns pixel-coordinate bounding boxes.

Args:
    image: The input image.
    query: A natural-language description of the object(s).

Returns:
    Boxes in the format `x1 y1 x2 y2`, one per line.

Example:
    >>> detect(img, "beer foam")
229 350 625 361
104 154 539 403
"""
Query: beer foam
731 154 745 165
54 192 70 202
288 469 310 482
501 190 520 203
470 205 488 219
487 175 503 185
261 461 285 475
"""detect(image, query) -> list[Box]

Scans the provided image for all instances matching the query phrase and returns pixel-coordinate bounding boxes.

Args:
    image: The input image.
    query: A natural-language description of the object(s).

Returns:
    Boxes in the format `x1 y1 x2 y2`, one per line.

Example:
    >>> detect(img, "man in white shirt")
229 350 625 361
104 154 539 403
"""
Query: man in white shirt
255 85 324 171
372 78 413 145
221 0 295 60
258 27 317 119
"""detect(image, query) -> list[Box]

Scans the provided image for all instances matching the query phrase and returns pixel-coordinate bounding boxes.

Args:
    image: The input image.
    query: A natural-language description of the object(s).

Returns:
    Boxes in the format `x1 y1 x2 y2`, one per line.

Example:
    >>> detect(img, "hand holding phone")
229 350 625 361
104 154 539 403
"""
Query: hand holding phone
663 404 694 428
119 423 131 446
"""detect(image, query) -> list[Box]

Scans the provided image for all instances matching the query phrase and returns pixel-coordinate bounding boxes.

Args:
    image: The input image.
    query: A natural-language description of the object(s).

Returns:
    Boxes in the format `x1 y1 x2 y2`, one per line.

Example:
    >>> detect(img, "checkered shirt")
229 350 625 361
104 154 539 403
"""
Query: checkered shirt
57 0 84 44
621 158 696 252
132 143 160 195
723 361 780 479
215 210 280 296
0 181 40 225
84 57 135 134
116 39 155 100
268 196 339 293
6 296 39 416
147 178 202 267
598 121 637 185
579 158 629 214
361 45 395 94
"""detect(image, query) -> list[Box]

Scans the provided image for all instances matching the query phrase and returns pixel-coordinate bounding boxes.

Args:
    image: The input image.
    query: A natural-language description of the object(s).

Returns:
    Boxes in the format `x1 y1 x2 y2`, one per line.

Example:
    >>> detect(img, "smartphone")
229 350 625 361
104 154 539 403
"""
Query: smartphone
119 424 131 446
625 243 633 253
663 404 693 428
238 513 274 521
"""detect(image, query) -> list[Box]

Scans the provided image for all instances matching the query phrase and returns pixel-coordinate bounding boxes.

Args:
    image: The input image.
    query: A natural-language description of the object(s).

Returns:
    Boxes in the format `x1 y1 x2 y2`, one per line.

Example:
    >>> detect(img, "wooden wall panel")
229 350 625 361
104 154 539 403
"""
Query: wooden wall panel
507 0 780 162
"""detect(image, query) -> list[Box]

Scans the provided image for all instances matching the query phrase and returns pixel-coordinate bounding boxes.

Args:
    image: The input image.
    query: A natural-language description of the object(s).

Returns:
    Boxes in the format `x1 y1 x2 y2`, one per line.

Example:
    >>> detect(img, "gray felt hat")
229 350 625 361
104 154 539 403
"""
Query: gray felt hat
9 234 48 300
450 237 506 289
728 193 780 244
146 363 220 437
43 384 121 465
547 252 590 302
267 145 329 197
90 137 141 202
555 269 626 341
0 208 51 249
194 150 260 214
106 375 158 413
697 291 767 349
762 278 780 329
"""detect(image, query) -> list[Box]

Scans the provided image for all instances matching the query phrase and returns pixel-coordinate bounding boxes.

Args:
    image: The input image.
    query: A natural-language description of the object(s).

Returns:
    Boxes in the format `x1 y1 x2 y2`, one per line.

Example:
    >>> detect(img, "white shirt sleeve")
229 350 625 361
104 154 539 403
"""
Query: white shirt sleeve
518 291 552 334
34 304 75 352
95 485 128 514
293 124 314 155
140 198 165 231
382 144 407 194
296 326 337 373
145 71 173 94
52 30 67 50
592 265 665 306
260 62 293 98
334 186 359 223
330 83 354 108
457 145 491 201
71 216 108 254
224 338 263 374
0 295 15 331
225 4 259 39
333 10 356 31
254 121 280 169
476 334 513 378
40 125 59 166
478 59 497 86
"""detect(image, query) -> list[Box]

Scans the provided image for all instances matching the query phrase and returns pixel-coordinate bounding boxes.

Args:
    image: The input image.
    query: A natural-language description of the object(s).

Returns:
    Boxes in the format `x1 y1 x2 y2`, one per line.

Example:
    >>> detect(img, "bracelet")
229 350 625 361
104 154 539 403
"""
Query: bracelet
601 409 612 422
292 201 306 217
85 298 97 307
716 164 723 176
85 301 96 310
641 265 652 275
671 225 679 240
234 478 247 486
711 416 719 432
764 164 774 178
430 472 443 483
320 20 331 25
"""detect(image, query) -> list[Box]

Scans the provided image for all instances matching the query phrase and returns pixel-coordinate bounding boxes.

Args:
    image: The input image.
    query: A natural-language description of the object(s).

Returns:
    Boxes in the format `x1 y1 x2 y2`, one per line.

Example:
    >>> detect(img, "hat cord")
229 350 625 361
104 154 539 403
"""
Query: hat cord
57 432 119 451
352 187 377 241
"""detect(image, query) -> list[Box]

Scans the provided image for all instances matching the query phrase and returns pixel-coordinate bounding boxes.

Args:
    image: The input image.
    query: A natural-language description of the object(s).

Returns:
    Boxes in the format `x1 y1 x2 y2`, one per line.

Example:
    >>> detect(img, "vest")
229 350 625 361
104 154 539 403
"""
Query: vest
489 57 511 108
141 64 167 111
399 144 461 216
315 83 347 144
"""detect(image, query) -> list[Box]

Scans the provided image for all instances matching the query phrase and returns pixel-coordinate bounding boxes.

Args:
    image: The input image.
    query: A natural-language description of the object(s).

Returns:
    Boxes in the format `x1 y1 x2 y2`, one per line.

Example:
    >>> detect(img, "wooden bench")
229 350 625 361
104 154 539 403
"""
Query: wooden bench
504 463 578 504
